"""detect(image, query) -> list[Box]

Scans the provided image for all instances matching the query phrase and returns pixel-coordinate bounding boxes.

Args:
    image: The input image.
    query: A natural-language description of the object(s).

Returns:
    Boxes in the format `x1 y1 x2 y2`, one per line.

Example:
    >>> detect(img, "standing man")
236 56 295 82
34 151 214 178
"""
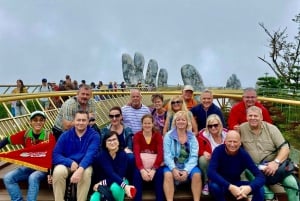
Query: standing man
240 106 299 201
182 85 198 110
39 78 52 110
52 110 100 201
122 89 151 134
191 89 226 131
208 130 265 201
52 84 96 140
0 111 55 201
228 87 272 131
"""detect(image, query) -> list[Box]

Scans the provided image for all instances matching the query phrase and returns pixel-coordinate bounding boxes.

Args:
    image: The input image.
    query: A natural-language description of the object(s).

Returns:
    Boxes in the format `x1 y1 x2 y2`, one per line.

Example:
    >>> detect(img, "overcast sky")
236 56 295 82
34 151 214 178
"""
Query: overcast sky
0 1 299 88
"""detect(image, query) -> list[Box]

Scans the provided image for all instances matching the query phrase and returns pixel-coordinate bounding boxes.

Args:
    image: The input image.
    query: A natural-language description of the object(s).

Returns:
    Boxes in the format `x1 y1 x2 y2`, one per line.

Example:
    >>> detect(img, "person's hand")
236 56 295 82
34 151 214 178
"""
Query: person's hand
70 167 83 183
264 161 279 176
203 151 211 160
229 184 242 198
124 185 136 198
147 169 156 181
172 168 181 181
47 175 53 184
93 180 104 191
140 169 151 181
124 147 133 153
70 161 79 172
238 185 251 199
177 170 188 182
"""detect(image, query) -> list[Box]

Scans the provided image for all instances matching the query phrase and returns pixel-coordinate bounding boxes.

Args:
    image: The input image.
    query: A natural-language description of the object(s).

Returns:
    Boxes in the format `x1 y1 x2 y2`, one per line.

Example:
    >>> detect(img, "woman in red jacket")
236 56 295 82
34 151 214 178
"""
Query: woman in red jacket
132 114 164 201
197 114 227 196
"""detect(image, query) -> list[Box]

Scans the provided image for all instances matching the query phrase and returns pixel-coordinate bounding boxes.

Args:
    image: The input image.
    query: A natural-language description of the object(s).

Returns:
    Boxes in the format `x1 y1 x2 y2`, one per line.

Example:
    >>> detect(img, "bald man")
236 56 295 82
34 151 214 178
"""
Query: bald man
208 130 265 201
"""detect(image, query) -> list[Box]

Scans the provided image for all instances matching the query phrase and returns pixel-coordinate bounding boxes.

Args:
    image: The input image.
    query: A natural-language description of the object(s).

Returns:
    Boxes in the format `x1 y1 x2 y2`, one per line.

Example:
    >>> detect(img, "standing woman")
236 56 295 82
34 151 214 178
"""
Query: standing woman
150 93 167 135
197 114 227 196
163 111 201 201
133 114 164 201
91 131 136 201
11 79 28 116
163 95 198 135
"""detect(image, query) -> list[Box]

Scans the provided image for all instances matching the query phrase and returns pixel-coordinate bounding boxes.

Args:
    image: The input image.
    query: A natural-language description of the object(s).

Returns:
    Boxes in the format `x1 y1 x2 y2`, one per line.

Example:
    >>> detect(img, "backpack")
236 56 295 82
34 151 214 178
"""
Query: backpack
39 85 51 92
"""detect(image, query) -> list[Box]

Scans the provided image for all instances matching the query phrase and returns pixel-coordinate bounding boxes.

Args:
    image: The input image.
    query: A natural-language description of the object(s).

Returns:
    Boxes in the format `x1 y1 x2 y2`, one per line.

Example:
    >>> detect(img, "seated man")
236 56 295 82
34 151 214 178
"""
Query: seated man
52 110 100 201
240 106 299 201
208 130 265 201
0 111 55 201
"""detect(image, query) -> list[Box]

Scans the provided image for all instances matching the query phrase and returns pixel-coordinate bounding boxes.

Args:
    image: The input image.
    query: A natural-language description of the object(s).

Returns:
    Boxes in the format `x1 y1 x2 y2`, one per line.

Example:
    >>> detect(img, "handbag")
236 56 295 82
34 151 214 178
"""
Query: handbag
140 152 157 169
65 183 77 201
98 185 114 201
259 141 296 185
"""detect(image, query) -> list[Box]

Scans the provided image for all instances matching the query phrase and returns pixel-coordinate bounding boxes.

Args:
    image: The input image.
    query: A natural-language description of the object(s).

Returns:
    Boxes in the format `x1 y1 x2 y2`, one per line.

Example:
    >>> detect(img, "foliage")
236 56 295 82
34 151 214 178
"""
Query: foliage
258 13 300 92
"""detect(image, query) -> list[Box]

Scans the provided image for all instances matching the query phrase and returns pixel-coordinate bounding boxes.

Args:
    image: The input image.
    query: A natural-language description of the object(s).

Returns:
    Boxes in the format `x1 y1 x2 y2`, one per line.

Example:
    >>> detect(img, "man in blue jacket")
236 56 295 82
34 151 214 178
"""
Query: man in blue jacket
51 110 100 201
208 130 265 201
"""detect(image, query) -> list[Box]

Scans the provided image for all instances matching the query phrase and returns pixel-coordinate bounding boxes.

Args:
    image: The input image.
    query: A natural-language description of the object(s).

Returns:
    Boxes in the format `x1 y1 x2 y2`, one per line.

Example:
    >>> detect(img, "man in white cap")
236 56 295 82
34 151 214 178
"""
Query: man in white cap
182 85 198 110
0 110 55 201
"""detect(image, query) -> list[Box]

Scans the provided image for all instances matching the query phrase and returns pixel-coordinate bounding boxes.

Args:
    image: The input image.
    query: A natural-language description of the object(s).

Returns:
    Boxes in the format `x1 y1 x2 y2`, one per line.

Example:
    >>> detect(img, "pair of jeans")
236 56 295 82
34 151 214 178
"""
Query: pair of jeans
3 166 46 201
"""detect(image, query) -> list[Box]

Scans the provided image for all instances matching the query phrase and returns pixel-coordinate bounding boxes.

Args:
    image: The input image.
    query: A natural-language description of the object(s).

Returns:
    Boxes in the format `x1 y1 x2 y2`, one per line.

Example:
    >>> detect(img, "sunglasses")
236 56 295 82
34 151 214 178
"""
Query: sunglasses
208 124 219 129
89 118 96 122
109 114 121 119
171 100 183 105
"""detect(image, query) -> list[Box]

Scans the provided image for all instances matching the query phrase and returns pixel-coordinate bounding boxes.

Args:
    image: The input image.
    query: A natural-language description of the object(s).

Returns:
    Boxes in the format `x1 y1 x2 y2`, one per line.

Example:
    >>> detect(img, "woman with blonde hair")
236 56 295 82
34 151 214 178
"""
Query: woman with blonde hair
163 110 201 201
163 95 197 135
197 114 227 196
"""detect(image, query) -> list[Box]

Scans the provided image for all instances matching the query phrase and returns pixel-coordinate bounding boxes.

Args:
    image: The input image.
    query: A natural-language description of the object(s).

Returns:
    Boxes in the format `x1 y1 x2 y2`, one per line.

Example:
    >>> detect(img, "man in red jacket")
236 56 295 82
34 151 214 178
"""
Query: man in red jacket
0 111 55 201
228 87 272 131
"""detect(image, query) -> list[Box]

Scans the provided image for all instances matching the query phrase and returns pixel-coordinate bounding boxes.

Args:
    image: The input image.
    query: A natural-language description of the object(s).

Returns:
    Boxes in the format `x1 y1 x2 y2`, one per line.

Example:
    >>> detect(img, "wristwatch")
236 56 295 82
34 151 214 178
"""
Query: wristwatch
274 159 281 164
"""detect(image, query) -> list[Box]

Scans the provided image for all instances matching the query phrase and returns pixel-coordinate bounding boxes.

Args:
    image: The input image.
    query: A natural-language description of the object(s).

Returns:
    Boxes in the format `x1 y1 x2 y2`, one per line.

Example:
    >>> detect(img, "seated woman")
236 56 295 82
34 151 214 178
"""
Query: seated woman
133 114 164 201
197 114 228 196
163 95 198 135
163 110 202 201
101 106 134 153
90 131 136 201
101 106 134 181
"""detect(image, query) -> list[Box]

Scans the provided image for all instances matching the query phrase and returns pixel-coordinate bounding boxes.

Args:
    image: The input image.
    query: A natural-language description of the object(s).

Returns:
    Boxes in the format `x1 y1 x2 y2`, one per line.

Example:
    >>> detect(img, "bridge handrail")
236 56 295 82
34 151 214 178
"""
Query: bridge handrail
0 90 299 164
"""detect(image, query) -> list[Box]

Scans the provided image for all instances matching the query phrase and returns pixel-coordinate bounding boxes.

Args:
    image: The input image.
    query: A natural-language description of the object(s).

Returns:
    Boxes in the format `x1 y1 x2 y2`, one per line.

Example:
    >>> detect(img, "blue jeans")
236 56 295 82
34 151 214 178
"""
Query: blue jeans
209 181 264 201
3 166 47 201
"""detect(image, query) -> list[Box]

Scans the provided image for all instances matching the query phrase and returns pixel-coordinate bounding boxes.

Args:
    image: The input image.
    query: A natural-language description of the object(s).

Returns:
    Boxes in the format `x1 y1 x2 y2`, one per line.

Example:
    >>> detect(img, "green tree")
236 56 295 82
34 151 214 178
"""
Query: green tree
258 14 300 92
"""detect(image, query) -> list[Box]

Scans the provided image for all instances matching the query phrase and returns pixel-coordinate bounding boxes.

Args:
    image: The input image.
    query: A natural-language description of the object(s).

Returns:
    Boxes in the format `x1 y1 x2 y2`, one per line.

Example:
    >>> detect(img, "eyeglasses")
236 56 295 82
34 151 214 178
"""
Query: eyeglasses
109 114 121 119
171 100 183 105
106 138 118 143
89 118 95 122
244 96 256 99
207 124 219 129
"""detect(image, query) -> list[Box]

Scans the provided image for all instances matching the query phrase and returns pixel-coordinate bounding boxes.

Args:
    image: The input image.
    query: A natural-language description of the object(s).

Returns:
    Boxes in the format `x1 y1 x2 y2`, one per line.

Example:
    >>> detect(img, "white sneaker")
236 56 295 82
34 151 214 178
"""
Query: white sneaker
202 184 209 195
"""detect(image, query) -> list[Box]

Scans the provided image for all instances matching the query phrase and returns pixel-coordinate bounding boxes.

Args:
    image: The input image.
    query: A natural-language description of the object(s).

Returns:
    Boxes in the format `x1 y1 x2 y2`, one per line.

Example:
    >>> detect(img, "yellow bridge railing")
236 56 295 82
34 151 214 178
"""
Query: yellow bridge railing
0 89 299 163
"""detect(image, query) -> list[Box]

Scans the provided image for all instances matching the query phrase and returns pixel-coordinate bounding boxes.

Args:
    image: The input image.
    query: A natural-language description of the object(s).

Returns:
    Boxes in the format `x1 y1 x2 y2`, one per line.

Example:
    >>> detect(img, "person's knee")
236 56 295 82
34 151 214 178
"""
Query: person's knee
3 173 12 184
208 182 221 193
53 165 68 180
164 172 173 182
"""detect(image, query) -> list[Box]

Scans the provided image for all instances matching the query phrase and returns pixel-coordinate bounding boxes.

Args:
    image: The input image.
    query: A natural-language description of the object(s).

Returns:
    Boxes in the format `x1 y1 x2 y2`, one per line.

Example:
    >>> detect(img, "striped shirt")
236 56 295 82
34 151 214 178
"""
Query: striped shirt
121 105 150 134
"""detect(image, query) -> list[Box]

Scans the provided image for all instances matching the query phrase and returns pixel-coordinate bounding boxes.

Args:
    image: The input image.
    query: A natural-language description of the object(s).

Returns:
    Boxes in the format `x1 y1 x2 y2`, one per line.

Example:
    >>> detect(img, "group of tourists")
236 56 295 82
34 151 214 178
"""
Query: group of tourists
1 83 299 201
